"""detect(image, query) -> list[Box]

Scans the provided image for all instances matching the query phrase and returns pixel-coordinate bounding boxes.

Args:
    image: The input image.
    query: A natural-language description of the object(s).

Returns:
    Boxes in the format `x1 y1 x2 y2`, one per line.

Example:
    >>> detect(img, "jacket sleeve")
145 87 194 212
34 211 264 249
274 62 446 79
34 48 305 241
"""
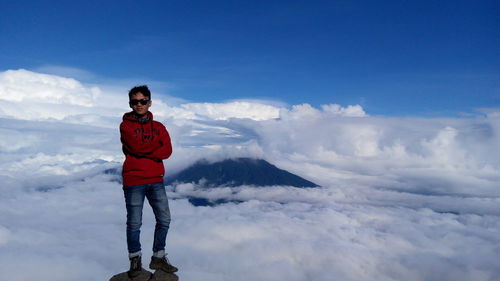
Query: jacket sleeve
148 123 173 160
120 122 162 157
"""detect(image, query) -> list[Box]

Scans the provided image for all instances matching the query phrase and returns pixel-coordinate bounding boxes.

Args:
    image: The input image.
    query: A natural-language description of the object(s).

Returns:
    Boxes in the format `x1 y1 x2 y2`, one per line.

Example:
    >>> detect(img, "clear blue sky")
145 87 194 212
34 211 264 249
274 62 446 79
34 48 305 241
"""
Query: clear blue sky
1 0 498 116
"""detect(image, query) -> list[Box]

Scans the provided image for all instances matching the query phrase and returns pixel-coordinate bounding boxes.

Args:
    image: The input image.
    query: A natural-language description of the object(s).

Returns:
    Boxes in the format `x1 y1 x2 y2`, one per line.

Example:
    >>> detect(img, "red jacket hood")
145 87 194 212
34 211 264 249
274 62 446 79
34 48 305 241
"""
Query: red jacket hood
122 111 154 122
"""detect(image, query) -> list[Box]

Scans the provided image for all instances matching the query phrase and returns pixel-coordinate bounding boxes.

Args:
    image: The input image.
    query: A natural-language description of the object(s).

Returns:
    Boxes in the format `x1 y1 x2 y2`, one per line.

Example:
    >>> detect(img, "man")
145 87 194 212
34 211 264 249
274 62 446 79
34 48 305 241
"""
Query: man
120 85 178 277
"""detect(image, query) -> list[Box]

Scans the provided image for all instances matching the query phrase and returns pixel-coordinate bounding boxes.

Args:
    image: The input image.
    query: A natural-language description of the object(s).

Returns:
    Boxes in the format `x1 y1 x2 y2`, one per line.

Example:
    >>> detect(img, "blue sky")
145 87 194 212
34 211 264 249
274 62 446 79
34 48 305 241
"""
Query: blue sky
1 0 498 116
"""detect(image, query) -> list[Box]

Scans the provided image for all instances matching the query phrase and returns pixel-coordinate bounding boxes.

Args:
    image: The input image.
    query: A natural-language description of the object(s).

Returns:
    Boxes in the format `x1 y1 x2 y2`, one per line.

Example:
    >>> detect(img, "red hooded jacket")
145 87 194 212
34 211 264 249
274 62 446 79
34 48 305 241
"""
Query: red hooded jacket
120 111 172 186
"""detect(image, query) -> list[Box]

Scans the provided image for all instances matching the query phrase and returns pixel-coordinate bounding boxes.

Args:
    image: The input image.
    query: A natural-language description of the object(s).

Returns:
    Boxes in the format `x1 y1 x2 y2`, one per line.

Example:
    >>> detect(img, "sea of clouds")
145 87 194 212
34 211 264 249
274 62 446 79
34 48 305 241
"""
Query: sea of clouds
0 69 499 281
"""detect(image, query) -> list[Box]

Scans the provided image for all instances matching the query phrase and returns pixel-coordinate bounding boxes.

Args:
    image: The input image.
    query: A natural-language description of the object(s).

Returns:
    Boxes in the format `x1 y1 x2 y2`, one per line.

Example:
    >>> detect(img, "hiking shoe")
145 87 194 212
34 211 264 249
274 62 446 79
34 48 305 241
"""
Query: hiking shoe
149 256 178 273
128 256 143 278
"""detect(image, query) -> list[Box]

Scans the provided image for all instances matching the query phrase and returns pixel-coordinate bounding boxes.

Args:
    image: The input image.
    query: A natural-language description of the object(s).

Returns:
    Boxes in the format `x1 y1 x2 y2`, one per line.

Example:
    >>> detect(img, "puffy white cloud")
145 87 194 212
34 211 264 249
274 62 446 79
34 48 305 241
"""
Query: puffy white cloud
0 69 126 123
181 101 280 120
0 69 367 124
0 69 99 106
321 103 366 117
279 103 366 121
1 176 498 281
0 69 499 281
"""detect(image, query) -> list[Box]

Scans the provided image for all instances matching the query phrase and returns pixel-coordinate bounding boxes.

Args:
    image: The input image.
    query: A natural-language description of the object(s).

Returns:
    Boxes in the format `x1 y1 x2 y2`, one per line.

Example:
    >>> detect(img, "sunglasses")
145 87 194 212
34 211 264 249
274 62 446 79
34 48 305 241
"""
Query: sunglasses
129 99 150 106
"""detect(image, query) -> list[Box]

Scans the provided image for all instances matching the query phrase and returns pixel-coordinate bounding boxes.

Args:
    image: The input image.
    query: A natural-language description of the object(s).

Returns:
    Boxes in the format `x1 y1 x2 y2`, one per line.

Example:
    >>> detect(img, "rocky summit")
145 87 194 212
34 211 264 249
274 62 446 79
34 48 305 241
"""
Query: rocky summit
109 269 178 281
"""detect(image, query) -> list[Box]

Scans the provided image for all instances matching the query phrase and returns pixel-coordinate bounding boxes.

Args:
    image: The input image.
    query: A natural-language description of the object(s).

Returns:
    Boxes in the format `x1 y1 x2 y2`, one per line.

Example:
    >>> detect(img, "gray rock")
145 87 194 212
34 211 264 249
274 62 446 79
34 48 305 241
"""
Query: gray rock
109 269 178 281
151 270 179 281
109 269 152 281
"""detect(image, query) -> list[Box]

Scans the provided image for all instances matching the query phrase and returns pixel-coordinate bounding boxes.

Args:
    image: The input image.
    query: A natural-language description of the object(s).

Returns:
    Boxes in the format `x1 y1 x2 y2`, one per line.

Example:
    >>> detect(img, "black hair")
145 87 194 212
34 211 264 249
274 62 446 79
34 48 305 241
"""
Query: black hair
128 85 151 100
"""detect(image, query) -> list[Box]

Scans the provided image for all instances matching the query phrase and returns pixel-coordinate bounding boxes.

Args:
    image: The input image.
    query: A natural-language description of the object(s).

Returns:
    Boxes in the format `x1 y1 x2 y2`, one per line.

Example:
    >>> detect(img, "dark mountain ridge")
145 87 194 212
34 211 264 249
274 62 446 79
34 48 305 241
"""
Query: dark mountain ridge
165 157 319 188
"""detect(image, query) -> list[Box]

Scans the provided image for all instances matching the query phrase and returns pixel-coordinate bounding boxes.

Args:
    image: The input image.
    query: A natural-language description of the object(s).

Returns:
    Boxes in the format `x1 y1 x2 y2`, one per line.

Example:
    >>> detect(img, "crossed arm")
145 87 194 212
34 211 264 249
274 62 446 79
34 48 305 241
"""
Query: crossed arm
120 123 173 161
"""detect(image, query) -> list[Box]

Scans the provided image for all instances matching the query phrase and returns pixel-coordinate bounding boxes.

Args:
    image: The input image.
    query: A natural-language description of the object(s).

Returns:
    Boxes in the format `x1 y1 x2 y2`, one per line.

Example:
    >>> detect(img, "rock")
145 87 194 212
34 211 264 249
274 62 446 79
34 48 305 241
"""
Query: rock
151 270 179 281
109 269 179 281
109 269 152 281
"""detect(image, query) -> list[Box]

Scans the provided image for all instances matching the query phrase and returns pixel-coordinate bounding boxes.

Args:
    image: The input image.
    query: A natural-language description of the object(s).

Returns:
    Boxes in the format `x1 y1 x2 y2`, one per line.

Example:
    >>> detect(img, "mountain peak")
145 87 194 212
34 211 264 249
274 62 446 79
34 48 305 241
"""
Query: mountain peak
166 157 319 188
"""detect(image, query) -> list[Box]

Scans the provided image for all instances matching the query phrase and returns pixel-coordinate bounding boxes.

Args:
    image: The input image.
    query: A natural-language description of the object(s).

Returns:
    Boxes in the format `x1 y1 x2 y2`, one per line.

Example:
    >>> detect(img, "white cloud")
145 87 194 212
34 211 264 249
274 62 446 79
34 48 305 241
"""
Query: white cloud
0 69 366 124
34 65 98 81
0 69 99 106
0 69 499 281
321 103 367 117
181 101 281 120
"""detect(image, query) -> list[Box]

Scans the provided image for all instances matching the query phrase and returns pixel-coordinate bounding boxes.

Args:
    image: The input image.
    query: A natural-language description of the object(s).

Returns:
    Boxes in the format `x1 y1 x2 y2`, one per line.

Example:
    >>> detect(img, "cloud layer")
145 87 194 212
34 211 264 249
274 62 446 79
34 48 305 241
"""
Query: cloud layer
0 69 499 281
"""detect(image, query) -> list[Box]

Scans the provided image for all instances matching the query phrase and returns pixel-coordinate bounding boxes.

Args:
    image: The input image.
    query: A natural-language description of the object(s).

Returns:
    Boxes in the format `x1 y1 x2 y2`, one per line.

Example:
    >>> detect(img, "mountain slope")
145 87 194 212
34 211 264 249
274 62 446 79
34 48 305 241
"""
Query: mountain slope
165 158 319 188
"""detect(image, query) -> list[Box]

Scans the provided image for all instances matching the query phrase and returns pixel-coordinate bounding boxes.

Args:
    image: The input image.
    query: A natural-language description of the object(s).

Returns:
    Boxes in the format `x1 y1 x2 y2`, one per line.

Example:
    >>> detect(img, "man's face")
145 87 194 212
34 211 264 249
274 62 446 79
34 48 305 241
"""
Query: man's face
129 92 151 116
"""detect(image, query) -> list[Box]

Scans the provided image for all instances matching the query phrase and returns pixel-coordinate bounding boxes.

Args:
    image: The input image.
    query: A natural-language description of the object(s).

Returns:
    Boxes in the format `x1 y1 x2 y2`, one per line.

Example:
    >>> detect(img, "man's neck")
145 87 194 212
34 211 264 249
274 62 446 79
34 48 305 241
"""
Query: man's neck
133 112 150 123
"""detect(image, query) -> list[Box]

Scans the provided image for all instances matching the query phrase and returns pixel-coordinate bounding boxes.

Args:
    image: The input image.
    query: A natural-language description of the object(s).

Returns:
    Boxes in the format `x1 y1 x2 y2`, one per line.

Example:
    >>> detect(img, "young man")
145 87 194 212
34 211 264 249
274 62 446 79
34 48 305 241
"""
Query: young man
120 85 178 277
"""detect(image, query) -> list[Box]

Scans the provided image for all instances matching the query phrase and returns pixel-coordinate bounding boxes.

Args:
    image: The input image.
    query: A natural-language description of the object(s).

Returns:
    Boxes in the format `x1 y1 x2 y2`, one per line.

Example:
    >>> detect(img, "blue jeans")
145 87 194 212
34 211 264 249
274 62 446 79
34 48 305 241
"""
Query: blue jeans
123 182 171 254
